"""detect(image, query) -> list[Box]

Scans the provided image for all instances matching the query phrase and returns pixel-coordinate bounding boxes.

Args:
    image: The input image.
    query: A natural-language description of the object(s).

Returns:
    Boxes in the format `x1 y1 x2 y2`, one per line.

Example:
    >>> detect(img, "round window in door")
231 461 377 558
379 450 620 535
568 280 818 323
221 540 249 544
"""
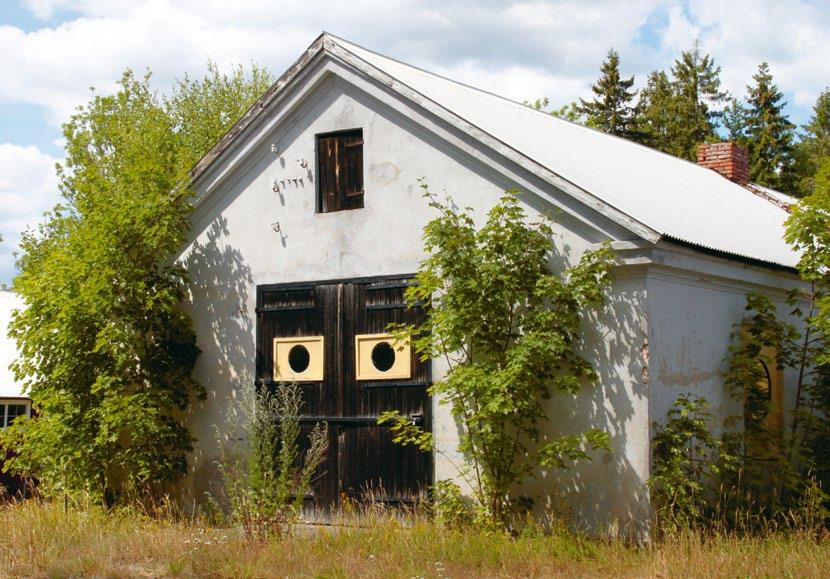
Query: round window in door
355 333 411 380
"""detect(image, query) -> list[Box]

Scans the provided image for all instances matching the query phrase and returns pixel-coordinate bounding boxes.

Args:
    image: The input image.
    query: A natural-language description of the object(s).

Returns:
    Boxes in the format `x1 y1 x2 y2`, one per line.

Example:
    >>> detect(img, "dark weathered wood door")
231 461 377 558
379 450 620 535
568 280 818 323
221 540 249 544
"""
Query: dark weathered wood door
256 275 431 511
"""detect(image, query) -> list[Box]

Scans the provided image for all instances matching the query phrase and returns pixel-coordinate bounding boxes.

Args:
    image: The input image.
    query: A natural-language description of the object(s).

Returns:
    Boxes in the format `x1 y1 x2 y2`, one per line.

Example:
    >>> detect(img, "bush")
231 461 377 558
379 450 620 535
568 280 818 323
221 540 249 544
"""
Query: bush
649 394 721 533
218 382 327 539
380 185 614 529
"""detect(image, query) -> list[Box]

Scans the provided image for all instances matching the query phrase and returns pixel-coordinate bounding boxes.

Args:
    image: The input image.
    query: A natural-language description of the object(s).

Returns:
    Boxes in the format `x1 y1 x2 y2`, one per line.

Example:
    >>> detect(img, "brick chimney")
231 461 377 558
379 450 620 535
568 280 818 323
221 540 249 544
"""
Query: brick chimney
696 142 749 185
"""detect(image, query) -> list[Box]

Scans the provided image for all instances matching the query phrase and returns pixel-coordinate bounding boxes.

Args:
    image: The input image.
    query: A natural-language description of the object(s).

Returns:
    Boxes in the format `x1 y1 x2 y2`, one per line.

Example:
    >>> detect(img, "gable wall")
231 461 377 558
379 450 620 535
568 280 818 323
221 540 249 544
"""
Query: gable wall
180 63 652 530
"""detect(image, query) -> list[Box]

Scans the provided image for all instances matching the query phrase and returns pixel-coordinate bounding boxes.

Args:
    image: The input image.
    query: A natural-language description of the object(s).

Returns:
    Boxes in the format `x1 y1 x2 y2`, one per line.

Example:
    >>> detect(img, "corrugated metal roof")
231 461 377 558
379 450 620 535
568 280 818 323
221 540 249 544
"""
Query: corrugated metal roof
330 35 800 269
0 291 26 399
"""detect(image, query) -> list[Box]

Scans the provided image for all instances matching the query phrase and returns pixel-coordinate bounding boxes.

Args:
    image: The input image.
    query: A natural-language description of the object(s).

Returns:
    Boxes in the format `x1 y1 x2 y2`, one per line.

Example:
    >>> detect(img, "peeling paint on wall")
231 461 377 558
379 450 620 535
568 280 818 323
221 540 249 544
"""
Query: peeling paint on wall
371 161 401 186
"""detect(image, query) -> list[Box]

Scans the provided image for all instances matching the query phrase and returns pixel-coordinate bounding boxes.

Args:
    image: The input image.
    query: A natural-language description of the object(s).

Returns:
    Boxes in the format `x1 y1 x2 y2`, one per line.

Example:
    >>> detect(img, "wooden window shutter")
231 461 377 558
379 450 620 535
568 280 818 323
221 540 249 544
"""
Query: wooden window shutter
318 135 341 212
317 129 363 212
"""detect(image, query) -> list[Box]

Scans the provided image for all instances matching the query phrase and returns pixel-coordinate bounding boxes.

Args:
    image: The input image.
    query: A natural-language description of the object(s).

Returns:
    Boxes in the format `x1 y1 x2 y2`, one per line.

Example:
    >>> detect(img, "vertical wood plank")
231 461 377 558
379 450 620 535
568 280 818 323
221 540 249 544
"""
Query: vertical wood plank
256 275 431 512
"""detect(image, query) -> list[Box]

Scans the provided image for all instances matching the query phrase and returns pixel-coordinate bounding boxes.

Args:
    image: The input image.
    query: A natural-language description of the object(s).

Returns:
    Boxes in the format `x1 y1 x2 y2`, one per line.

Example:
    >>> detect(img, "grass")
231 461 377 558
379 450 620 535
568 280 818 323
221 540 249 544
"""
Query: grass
0 499 828 578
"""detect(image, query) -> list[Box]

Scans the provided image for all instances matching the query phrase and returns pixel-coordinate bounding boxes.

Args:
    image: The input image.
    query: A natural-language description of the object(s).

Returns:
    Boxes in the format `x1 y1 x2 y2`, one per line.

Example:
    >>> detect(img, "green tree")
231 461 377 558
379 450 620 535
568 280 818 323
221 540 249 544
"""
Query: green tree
720 291 829 527
668 40 728 160
166 61 273 170
721 294 800 514
550 101 585 123
2 64 272 504
577 48 639 138
721 97 750 146
525 98 586 124
745 62 796 191
786 164 830 497
794 89 830 197
653 288 830 532
636 70 676 152
381 184 613 528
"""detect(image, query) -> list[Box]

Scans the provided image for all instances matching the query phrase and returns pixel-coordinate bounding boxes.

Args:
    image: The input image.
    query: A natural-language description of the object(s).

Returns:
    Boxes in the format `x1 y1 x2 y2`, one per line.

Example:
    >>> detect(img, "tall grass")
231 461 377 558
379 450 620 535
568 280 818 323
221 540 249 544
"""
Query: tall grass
0 498 827 578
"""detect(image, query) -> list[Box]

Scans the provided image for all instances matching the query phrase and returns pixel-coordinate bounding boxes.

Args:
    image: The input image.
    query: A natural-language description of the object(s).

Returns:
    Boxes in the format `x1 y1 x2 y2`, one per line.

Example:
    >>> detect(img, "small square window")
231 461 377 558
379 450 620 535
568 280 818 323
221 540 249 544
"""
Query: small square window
317 129 363 212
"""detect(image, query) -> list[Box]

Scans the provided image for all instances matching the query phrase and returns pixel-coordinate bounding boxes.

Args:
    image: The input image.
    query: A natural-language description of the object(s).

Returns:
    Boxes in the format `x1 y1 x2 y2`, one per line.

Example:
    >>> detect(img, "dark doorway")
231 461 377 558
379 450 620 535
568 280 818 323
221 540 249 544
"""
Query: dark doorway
256 275 432 512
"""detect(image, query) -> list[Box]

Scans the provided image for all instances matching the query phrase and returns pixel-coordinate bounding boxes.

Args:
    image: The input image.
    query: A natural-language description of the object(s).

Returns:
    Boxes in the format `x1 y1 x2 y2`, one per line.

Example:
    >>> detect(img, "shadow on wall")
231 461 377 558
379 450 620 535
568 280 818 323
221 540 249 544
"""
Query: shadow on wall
432 192 651 535
523 247 651 536
181 215 254 506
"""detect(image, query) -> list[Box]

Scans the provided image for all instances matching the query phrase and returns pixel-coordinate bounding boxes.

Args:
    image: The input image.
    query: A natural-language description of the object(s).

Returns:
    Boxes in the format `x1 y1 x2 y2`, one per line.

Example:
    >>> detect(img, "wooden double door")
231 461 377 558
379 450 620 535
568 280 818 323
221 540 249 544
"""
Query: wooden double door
256 275 432 510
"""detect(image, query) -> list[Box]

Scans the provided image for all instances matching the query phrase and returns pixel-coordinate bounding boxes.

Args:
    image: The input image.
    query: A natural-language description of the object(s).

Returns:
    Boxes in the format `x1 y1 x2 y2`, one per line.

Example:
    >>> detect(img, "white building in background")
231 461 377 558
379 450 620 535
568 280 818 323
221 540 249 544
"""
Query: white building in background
168 33 804 533
0 291 30 426
1 291 32 494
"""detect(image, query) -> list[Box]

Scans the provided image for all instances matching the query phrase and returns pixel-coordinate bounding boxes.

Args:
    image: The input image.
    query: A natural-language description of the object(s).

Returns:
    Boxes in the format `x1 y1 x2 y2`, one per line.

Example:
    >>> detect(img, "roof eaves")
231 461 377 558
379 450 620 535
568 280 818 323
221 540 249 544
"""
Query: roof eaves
661 234 798 273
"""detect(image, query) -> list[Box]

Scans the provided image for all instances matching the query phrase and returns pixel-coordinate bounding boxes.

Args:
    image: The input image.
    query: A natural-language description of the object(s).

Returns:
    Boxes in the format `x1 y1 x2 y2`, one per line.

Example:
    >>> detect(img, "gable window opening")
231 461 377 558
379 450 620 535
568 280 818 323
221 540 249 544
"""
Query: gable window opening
317 129 364 213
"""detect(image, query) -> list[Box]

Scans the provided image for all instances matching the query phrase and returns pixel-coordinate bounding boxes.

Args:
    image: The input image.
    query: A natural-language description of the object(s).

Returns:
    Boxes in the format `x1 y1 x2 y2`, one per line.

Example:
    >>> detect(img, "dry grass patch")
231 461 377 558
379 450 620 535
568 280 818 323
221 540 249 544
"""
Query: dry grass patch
0 499 827 577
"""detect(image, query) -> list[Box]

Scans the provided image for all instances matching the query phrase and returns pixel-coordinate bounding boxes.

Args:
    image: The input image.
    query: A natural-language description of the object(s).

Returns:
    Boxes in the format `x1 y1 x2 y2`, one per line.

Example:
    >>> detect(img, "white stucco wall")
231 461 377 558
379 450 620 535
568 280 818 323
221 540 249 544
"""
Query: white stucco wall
646 244 808 440
527 268 651 533
180 59 654 531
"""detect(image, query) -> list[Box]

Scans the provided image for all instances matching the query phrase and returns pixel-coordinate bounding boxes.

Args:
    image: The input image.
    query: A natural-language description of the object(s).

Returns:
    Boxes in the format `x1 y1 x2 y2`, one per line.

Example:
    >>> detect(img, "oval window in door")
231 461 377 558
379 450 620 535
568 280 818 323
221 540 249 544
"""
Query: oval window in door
273 336 324 381
288 344 311 373
355 333 411 380
371 341 396 372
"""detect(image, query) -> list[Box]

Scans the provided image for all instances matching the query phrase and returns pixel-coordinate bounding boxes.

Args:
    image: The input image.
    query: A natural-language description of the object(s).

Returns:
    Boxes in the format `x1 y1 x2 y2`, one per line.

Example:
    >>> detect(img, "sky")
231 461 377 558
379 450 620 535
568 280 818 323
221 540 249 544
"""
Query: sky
1 0 829 285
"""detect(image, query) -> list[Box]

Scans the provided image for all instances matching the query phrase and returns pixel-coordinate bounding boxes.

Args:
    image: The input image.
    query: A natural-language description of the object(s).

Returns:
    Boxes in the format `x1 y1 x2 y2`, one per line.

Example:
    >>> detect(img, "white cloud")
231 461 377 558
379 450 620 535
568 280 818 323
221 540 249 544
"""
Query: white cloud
685 0 830 110
431 60 591 106
658 4 700 53
0 143 60 285
21 0 134 20
1 1 664 127
21 0 69 20
5 0 826 131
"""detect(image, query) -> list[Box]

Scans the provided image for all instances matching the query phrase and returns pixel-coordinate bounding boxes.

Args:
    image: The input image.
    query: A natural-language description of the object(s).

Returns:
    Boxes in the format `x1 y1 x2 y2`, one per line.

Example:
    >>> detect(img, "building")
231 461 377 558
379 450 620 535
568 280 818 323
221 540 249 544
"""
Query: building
179 33 804 532
0 291 32 495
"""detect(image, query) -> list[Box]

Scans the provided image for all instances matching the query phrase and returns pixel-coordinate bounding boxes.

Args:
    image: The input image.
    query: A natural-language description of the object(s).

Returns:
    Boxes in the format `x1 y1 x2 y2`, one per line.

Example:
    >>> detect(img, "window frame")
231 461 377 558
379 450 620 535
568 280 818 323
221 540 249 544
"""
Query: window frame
316 128 364 213
747 345 784 430
0 399 31 429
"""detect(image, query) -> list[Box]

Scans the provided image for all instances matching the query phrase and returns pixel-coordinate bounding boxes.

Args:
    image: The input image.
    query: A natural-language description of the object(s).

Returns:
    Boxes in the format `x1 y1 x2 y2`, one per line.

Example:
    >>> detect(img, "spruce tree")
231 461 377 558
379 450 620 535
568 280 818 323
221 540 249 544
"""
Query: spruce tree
745 62 796 191
550 101 585 124
794 88 830 196
577 48 639 138
804 89 830 156
636 70 676 152
669 40 728 160
721 97 750 146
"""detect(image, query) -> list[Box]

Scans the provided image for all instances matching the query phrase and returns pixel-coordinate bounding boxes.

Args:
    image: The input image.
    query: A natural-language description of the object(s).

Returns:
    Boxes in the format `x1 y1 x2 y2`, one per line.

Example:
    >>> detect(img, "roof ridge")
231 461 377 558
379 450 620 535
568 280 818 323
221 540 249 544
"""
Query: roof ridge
324 33 751 180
